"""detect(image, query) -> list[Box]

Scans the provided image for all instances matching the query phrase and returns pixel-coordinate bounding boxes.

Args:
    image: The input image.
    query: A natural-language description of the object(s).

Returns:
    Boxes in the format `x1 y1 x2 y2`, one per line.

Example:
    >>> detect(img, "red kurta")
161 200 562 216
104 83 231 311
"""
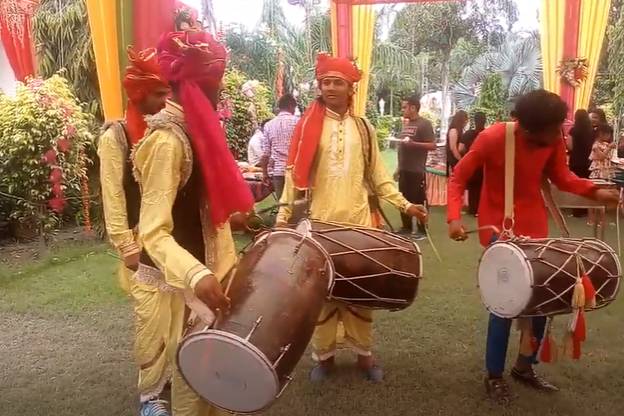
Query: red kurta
447 122 597 246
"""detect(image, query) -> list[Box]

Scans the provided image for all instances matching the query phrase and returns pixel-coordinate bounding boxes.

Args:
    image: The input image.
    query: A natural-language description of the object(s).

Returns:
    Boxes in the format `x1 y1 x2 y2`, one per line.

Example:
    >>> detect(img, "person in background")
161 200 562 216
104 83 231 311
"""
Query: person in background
618 133 624 158
589 108 608 133
459 111 487 216
589 124 616 181
247 119 271 167
446 110 469 175
566 109 594 217
394 94 436 239
261 94 299 199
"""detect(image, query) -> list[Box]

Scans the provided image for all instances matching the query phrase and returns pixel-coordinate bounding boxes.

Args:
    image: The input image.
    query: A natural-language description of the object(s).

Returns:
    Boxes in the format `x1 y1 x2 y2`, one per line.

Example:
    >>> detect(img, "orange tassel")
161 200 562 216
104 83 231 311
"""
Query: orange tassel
573 310 586 342
581 274 597 309
572 337 582 360
571 279 585 309
539 334 552 363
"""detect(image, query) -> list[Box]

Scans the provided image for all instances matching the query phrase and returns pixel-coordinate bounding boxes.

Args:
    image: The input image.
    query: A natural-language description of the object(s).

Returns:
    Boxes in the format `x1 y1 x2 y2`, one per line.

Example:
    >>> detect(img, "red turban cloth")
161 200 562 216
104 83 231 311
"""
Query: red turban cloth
122 47 169 145
157 31 253 227
287 53 362 189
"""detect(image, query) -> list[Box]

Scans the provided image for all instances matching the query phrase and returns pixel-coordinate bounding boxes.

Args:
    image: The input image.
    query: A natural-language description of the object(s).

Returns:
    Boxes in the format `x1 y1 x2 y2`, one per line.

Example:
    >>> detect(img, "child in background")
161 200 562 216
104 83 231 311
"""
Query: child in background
588 124 617 226
589 124 616 180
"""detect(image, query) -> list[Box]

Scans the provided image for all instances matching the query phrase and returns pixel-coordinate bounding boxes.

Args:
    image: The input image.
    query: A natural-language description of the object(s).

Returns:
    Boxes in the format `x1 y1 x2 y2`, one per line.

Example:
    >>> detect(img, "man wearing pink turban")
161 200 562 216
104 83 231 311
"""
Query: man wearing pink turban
132 31 253 416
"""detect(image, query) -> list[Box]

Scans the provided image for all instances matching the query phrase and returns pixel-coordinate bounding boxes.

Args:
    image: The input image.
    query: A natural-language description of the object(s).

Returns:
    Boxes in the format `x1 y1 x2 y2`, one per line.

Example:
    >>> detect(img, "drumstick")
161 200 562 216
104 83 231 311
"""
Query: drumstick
464 225 500 235
424 224 443 263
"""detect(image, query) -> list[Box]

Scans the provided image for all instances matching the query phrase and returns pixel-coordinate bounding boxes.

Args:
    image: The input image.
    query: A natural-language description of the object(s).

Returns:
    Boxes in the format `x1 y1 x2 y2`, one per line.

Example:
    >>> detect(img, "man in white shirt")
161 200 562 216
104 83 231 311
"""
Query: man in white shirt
247 119 270 166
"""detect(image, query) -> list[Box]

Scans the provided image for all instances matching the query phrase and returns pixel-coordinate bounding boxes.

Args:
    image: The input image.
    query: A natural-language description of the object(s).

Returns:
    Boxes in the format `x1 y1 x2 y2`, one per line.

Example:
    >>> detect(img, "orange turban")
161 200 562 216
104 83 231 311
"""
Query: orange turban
315 53 362 84
122 47 169 104
122 47 169 145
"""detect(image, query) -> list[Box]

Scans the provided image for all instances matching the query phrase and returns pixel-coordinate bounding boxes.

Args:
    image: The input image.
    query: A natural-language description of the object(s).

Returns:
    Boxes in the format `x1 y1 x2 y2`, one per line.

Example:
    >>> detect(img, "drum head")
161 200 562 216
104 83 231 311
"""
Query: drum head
177 330 279 414
478 243 533 318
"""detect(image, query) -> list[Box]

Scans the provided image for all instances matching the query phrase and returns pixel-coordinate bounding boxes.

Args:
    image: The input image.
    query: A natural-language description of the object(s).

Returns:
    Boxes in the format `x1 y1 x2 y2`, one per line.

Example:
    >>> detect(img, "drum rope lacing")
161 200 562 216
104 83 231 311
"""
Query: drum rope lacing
312 224 420 306
514 239 619 315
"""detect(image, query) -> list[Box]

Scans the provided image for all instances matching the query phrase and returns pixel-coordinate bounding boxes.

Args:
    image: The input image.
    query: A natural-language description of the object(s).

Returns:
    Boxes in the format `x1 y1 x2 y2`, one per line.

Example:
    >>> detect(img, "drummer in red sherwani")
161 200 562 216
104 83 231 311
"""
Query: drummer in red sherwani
446 89 620 404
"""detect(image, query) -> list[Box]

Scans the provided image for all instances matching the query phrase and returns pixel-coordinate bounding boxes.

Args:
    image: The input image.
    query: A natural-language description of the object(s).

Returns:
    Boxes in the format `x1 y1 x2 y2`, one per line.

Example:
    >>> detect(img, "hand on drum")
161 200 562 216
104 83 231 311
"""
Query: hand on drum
194 274 231 315
448 219 468 241
592 188 622 208
406 204 428 224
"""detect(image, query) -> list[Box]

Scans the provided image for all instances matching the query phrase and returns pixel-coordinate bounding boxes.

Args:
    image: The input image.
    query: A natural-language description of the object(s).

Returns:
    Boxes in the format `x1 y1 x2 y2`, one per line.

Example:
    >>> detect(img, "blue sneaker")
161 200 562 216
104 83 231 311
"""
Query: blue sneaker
309 364 331 382
363 365 384 383
139 400 170 416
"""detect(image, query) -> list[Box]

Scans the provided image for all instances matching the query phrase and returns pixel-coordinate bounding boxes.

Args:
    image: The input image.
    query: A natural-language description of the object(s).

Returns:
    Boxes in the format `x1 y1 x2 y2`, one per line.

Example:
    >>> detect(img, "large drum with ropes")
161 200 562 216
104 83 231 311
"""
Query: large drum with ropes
177 229 333 414
478 237 621 318
295 219 422 310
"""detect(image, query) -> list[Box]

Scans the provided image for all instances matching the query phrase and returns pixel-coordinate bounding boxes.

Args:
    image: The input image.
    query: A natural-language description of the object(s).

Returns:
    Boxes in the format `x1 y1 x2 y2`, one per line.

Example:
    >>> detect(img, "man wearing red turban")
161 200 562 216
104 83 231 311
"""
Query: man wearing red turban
97 46 171 416
132 30 253 416
277 53 427 383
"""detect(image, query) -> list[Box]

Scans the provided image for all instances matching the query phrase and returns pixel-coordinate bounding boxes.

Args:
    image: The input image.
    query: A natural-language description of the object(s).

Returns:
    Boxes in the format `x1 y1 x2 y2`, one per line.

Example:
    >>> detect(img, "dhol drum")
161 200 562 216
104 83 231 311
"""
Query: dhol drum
478 238 621 318
177 229 333 414
295 219 422 310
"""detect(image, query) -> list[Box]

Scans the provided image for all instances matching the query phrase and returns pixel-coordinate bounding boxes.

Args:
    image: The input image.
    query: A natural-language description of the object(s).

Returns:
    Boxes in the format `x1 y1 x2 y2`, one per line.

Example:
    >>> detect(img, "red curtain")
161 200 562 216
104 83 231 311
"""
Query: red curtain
0 0 37 81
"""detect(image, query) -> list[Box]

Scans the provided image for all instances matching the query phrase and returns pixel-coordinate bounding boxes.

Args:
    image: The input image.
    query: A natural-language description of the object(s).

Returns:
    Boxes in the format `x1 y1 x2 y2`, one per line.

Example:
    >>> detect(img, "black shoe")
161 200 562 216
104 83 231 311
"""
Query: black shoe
484 377 512 405
510 367 559 392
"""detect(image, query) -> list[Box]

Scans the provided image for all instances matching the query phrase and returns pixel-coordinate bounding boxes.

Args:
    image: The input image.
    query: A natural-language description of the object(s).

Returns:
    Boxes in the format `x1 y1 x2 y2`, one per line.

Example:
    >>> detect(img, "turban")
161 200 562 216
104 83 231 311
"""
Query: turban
122 47 169 145
157 31 253 227
287 53 362 189
315 53 362 84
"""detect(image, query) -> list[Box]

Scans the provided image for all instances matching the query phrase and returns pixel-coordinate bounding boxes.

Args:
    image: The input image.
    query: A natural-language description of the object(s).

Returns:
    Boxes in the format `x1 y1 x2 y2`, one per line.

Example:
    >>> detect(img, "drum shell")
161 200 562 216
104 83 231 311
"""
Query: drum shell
178 230 332 413
479 238 621 318
296 220 422 310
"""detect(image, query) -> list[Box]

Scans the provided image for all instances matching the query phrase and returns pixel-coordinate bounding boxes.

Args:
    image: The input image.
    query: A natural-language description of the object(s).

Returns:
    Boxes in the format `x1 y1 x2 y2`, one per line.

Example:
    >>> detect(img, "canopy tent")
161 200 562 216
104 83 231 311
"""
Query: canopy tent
540 0 612 118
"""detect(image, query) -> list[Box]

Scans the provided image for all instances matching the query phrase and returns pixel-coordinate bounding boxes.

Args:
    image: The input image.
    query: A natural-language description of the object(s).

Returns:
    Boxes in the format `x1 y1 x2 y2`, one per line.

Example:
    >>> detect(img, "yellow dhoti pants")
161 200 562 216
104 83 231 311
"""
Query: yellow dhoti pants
312 301 373 361
131 281 175 402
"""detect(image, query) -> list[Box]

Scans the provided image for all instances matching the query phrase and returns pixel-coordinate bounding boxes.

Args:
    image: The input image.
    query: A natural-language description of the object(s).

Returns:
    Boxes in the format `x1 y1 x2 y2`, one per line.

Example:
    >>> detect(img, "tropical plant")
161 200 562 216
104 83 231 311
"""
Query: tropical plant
32 0 101 119
0 75 95 240
221 69 273 160
608 5 624 126
473 73 507 122
454 32 542 110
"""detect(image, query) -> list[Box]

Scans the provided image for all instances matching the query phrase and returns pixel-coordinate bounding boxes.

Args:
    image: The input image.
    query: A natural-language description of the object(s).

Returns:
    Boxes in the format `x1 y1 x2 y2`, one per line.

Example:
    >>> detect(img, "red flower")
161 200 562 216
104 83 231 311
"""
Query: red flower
57 138 71 152
42 149 57 165
49 167 63 183
51 182 62 196
64 125 77 137
48 197 66 213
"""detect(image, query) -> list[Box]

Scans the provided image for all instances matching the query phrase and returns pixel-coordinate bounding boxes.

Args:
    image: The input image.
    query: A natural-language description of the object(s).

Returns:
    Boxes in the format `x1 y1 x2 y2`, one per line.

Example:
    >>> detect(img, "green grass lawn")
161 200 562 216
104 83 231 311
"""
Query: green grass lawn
1 150 623 416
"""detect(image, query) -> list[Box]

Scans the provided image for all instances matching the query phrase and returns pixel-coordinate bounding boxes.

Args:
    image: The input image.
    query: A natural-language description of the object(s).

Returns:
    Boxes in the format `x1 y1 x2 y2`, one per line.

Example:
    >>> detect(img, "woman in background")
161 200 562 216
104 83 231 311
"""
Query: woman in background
446 110 469 176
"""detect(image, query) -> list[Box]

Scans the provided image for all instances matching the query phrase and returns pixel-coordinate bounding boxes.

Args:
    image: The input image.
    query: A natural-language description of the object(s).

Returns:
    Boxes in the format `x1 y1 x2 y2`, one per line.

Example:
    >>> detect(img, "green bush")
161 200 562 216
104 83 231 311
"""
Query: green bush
374 115 399 150
221 69 273 160
0 75 95 238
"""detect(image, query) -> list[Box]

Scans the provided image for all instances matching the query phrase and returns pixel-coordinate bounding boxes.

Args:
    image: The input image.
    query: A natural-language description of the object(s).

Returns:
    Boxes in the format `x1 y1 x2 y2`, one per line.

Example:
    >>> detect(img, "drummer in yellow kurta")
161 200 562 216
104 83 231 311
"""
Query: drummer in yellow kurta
276 53 427 383
133 31 254 416
98 47 173 415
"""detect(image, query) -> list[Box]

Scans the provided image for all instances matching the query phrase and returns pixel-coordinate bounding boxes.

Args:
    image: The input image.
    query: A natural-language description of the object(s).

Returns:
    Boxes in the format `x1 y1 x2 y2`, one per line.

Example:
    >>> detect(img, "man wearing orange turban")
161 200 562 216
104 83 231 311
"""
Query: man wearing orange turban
277 53 427 383
97 46 171 416
132 30 253 416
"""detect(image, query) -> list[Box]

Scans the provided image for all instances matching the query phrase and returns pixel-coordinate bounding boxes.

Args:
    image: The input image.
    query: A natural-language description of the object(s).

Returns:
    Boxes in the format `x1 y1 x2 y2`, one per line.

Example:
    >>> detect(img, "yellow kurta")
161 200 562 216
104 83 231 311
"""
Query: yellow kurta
99 122 174 400
277 110 410 360
133 101 234 416
97 123 139 293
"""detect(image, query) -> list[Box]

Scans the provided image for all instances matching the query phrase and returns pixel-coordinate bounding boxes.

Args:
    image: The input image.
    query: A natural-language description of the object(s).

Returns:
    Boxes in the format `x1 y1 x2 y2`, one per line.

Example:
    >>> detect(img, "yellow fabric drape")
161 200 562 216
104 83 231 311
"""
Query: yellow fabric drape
351 5 375 117
86 0 123 120
575 0 612 111
540 0 566 95
330 2 339 56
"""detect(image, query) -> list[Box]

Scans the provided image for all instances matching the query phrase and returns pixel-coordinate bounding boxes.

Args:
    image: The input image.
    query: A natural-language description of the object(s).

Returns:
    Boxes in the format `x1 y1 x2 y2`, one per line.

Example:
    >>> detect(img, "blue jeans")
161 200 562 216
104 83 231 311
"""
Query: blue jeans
485 314 547 377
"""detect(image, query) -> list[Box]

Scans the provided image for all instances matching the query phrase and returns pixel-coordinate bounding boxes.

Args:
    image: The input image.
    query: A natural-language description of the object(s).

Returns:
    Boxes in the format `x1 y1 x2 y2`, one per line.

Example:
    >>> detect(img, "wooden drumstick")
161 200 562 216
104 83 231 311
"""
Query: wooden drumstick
464 225 501 235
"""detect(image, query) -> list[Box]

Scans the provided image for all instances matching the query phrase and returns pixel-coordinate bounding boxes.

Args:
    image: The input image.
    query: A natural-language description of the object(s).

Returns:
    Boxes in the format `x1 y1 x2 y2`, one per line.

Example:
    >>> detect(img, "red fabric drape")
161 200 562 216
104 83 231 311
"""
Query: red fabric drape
133 0 199 50
0 0 37 81
560 0 581 120
333 0 455 4
133 0 176 50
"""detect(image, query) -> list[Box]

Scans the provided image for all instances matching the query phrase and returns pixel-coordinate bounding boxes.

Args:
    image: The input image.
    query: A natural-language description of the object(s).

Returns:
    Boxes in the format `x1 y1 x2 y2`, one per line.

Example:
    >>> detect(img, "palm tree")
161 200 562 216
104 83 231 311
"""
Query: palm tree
454 32 542 109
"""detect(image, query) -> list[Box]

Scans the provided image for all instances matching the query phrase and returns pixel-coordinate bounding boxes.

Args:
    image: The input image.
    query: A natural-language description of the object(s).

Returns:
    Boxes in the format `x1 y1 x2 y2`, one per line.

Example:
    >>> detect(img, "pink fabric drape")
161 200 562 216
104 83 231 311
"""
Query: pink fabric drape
0 0 37 81
133 0 175 50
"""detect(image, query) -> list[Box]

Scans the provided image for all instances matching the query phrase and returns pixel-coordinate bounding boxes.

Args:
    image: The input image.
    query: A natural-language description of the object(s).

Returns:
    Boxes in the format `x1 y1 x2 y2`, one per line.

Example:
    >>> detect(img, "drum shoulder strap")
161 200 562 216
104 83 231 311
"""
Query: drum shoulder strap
504 122 515 221
354 116 375 195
